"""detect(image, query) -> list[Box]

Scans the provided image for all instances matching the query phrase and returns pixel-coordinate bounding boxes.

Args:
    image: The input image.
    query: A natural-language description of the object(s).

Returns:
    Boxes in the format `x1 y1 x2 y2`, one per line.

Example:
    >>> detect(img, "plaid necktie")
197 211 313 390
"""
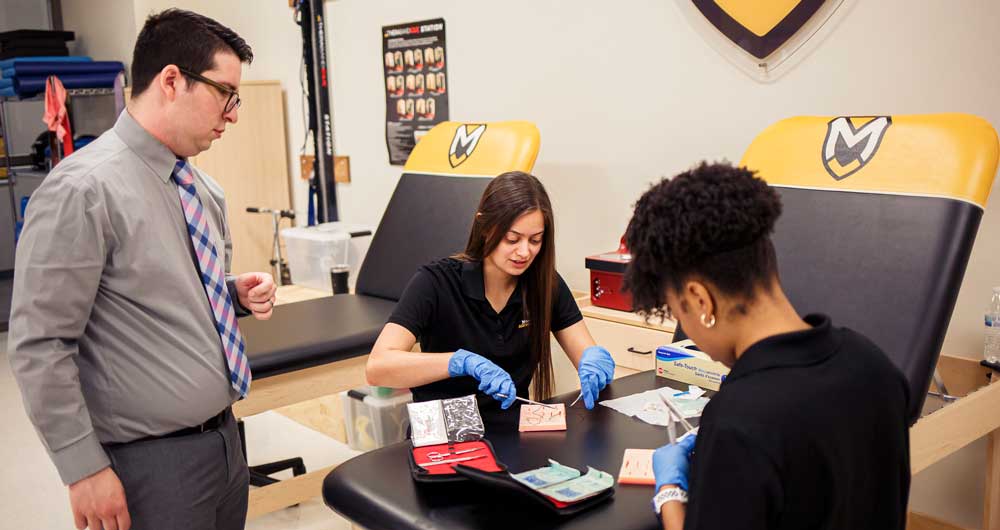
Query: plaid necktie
171 159 251 396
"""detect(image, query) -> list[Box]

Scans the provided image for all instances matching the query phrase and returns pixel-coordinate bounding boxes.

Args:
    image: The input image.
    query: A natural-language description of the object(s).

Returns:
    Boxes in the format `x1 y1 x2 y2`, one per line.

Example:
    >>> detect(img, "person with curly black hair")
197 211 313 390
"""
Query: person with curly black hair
625 162 910 530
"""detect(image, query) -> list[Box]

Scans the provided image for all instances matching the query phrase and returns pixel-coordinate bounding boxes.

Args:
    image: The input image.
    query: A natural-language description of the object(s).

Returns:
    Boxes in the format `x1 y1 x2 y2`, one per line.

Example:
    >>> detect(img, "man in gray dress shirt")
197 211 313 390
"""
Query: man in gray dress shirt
9 9 277 530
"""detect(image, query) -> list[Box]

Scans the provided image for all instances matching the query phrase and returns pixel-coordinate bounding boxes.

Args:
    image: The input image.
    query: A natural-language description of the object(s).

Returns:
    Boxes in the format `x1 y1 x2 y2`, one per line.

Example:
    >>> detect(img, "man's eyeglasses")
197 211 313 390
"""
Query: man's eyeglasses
178 67 241 114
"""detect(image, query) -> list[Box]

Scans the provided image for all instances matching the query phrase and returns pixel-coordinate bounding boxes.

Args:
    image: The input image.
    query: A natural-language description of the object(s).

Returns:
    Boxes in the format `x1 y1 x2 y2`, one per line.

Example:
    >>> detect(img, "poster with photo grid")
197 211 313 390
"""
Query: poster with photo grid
382 18 449 165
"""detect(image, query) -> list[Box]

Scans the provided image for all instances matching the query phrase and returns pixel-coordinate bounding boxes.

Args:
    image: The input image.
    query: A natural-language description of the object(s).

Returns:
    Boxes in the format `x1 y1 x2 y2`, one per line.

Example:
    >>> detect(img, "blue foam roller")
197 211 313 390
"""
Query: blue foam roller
7 61 123 77
0 56 91 69
14 71 120 97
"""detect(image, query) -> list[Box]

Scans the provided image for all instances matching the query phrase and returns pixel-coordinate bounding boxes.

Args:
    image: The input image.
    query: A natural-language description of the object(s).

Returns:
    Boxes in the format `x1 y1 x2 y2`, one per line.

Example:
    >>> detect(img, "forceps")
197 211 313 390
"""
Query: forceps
426 447 484 462
496 393 558 409
658 391 696 444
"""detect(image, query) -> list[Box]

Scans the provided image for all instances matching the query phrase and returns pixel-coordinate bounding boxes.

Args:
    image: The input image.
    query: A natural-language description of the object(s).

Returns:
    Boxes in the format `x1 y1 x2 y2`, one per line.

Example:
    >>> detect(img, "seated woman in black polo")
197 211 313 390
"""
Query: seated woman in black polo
366 171 615 416
624 162 910 529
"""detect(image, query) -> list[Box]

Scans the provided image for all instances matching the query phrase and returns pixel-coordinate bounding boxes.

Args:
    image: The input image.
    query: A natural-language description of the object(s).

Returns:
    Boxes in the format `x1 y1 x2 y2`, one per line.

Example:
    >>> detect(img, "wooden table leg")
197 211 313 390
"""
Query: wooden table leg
246 465 336 519
986 429 1000 529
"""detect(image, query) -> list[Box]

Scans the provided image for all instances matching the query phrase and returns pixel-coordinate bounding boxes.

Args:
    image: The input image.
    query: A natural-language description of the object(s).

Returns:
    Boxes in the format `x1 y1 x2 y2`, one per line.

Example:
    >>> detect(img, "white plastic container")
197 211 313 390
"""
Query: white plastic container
281 222 373 292
341 388 412 451
317 222 373 290
985 286 1000 363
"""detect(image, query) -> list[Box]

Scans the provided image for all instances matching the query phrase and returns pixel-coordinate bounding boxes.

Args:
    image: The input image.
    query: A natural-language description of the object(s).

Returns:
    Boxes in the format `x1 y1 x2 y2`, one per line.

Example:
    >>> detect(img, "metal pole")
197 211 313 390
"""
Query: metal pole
307 0 338 222
271 211 283 286
0 100 21 243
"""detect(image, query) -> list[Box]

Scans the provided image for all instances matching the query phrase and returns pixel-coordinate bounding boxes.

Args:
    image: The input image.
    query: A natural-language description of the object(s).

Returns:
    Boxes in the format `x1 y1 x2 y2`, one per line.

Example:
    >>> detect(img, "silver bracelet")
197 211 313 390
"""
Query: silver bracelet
653 487 689 514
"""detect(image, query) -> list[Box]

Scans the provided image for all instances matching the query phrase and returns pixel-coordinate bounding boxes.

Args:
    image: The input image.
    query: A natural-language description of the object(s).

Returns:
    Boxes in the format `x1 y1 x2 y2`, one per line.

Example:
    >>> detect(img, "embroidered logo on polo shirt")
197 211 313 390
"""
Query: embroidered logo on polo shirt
518 319 530 329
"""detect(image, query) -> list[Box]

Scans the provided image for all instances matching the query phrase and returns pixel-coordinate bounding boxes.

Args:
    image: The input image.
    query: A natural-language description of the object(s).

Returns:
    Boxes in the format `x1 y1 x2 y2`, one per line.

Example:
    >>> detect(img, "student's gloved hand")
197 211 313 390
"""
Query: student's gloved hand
578 345 615 409
653 434 697 492
449 349 517 409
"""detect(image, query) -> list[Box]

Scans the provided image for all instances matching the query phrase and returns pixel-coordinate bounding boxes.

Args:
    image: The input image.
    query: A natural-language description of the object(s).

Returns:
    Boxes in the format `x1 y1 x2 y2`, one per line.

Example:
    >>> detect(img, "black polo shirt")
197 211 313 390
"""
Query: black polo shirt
388 258 583 415
684 314 910 530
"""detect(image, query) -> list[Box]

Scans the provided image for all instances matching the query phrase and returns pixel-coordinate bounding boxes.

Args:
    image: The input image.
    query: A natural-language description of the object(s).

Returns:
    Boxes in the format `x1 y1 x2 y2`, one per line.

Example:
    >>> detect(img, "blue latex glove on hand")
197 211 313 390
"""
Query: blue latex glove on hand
653 434 698 492
448 349 517 409
578 345 615 409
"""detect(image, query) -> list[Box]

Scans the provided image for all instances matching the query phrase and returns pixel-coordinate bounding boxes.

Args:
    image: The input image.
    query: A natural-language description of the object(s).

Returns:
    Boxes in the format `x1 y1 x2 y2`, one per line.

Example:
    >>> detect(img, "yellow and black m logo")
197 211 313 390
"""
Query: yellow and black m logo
692 0 827 59
448 124 487 168
822 116 892 180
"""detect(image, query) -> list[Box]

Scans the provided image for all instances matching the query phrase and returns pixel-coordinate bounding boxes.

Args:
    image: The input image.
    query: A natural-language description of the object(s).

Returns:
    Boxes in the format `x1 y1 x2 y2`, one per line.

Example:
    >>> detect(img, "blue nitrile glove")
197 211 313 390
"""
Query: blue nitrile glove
653 434 698 492
578 345 615 409
449 349 518 409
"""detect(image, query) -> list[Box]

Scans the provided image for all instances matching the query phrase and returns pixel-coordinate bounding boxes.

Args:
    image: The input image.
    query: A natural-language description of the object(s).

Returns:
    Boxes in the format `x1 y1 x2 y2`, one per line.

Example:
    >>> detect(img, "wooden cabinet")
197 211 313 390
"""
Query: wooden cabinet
583 317 664 372
549 293 676 396
579 295 674 373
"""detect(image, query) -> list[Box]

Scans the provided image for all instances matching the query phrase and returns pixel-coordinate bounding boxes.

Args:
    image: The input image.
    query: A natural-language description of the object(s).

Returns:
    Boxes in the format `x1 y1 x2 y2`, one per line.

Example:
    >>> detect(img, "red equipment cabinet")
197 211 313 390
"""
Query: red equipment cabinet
584 237 633 312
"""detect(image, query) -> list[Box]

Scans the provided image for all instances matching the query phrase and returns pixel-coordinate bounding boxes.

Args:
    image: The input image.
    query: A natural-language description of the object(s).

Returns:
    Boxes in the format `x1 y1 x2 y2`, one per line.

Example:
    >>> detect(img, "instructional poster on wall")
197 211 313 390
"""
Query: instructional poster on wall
382 18 449 165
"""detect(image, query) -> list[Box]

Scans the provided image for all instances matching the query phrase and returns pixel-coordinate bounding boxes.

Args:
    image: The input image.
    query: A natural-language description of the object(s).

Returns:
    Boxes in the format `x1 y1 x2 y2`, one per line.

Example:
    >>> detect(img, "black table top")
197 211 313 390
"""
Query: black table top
239 294 396 378
323 371 701 530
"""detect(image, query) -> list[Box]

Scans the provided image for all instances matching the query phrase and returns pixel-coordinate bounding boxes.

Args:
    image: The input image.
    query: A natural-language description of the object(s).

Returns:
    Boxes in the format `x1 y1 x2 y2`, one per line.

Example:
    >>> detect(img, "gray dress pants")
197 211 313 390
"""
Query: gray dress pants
105 408 249 530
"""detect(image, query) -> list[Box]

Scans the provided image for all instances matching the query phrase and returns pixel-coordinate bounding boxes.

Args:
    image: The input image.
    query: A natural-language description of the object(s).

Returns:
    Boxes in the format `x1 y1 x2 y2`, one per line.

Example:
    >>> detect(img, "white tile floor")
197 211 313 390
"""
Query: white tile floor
0 332 360 530
243 413 359 530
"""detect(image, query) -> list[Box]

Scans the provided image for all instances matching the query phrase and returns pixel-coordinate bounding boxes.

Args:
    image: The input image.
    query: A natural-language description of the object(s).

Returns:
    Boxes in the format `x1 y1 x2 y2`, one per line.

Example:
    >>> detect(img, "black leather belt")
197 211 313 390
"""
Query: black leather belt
166 408 228 438
112 409 229 447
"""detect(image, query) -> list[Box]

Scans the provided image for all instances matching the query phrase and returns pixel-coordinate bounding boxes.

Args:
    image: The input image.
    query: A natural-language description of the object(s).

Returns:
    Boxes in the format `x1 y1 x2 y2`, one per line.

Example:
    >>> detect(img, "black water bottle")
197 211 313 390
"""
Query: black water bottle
330 265 350 294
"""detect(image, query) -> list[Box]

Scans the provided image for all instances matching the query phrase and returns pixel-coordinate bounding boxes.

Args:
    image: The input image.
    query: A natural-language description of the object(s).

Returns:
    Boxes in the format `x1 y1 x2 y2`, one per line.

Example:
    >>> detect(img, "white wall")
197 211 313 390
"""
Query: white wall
322 2 998 527
60 0 135 72
322 0 1000 369
323 1 1000 354
0 0 51 32
54 1 1000 526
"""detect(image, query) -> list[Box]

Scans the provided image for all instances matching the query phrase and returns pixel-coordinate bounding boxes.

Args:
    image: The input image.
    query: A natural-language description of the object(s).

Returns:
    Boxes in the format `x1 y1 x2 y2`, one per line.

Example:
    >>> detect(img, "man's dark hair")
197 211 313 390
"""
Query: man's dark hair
130 9 253 97
624 161 783 321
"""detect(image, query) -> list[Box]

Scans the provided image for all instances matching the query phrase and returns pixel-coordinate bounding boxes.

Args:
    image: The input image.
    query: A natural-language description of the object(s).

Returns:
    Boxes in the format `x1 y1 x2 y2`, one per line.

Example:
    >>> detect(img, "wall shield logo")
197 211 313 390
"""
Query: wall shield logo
678 0 849 81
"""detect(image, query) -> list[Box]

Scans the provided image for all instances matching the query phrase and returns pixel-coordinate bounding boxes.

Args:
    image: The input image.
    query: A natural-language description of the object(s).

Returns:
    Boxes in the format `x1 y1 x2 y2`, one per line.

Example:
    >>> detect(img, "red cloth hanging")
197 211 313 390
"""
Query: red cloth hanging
43 75 73 158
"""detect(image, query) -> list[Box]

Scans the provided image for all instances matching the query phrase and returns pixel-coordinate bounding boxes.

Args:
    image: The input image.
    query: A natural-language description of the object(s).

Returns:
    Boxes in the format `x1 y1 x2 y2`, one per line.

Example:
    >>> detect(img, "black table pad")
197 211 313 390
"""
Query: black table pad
240 295 396 379
323 371 702 530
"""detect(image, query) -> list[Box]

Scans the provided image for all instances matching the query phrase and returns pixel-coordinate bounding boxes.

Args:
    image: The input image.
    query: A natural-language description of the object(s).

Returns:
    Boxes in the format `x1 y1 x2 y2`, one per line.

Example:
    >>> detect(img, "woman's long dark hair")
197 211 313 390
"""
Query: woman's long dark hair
455 171 557 400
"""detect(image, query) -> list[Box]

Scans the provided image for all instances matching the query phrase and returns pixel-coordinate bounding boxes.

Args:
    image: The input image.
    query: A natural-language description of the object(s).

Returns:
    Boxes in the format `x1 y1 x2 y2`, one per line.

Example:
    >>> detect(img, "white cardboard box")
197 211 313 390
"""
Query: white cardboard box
655 340 730 391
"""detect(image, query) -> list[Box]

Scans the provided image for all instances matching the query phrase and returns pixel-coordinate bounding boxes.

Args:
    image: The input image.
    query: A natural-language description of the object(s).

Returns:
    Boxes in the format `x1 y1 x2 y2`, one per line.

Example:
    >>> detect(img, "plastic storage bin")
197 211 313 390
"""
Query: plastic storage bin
316 222 373 290
281 222 372 292
341 387 412 451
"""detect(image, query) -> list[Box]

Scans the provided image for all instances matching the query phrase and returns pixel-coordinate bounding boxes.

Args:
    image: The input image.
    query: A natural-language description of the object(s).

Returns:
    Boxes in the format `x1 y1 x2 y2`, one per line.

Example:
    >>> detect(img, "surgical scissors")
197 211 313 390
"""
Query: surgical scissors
426 447 483 462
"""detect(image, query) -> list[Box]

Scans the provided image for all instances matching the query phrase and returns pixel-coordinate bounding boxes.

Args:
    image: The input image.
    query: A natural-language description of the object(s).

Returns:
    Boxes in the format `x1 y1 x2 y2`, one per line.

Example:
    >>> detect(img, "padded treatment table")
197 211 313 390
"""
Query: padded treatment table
673 114 996 423
737 114 997 424
665 113 1000 528
240 295 396 378
231 121 542 519
323 372 690 530
671 187 983 422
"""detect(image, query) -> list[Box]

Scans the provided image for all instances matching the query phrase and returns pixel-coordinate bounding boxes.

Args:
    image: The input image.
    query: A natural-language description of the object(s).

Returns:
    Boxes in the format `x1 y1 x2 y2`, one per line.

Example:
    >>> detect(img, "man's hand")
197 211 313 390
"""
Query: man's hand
235 272 277 320
69 467 130 530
